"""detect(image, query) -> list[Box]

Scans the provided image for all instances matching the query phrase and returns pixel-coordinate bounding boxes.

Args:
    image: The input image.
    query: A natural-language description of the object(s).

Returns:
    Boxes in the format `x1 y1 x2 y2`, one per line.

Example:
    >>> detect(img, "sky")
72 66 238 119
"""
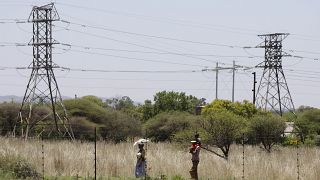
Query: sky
0 0 319 108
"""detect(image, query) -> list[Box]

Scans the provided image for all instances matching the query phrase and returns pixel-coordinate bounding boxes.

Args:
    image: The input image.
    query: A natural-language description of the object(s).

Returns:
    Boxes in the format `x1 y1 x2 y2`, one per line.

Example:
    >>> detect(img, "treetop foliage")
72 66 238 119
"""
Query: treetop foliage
153 91 205 115
295 108 320 141
202 99 258 118
248 112 286 152
201 110 246 159
144 111 200 142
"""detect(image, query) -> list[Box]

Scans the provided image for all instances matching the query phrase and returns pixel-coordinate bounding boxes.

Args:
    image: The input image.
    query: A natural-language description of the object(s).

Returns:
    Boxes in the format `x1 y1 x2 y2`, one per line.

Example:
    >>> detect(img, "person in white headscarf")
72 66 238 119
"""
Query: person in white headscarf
134 139 148 178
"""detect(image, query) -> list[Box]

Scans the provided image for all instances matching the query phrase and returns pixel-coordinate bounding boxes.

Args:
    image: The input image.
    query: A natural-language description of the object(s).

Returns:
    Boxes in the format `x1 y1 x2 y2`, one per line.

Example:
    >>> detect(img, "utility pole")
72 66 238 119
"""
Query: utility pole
255 33 295 115
18 3 74 139
232 60 235 102
215 62 218 100
252 72 256 104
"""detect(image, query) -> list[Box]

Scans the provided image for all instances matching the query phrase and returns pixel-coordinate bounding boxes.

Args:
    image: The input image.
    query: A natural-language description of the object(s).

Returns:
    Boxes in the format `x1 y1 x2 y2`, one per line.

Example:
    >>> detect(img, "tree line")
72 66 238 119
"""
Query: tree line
0 91 319 159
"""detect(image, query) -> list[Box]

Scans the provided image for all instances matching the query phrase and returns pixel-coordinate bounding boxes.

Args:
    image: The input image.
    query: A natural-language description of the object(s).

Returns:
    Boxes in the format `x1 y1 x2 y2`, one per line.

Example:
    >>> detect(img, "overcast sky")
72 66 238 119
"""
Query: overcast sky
0 0 319 108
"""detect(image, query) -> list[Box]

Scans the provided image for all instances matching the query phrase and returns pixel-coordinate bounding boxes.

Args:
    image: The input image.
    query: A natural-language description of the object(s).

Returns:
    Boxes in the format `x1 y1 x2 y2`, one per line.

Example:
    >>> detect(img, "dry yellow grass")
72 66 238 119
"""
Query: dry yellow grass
0 137 320 179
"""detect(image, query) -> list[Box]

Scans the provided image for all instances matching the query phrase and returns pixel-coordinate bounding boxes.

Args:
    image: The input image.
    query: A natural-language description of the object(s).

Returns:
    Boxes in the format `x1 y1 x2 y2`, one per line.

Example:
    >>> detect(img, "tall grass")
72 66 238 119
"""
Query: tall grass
0 137 319 179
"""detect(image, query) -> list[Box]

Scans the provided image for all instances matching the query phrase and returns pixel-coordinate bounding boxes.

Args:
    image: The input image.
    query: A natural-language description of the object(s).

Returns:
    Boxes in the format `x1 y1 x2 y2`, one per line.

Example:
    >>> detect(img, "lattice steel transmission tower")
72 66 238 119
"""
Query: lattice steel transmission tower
255 33 295 116
18 3 74 139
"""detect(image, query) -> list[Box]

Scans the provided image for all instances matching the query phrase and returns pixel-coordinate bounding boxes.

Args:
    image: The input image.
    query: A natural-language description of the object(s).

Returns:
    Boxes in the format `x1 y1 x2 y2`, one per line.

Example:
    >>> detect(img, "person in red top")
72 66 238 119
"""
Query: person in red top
189 140 201 179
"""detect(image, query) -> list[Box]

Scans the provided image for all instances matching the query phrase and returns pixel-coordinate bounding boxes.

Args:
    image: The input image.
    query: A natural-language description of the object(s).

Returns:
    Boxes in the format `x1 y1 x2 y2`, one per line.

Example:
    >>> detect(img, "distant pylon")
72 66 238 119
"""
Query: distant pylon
255 33 295 116
17 3 74 139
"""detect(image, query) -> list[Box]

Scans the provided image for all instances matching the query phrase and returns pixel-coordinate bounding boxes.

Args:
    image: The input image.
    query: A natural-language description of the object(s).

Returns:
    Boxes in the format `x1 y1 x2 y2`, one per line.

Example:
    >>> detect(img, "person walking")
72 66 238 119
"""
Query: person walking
134 139 148 178
189 140 201 180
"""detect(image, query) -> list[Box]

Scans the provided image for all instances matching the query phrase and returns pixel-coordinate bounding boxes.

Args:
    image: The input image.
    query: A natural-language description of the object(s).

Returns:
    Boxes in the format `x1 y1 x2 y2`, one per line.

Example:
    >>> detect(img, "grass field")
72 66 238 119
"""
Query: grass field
0 137 320 179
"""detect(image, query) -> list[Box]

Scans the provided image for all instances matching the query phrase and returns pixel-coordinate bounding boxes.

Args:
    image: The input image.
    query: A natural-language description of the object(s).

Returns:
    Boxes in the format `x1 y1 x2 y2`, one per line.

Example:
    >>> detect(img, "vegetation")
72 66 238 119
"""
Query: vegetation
295 108 320 144
0 92 319 157
0 153 40 179
201 110 245 159
0 91 320 178
202 99 258 119
0 138 319 179
248 113 286 152
0 102 20 135
144 111 199 142
152 91 205 115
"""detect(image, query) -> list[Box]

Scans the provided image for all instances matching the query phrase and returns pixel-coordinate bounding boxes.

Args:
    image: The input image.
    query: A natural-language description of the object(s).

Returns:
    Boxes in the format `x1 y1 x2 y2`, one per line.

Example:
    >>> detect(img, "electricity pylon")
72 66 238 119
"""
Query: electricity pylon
17 3 74 139
255 33 295 116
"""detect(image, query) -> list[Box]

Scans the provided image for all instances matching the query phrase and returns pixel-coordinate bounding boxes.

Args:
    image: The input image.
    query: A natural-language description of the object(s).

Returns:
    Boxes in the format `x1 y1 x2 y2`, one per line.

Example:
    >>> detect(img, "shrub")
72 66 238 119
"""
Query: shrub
144 111 200 142
69 116 98 140
295 108 320 142
0 153 40 179
100 110 142 143
0 102 20 135
201 110 245 159
248 113 286 152
64 98 143 142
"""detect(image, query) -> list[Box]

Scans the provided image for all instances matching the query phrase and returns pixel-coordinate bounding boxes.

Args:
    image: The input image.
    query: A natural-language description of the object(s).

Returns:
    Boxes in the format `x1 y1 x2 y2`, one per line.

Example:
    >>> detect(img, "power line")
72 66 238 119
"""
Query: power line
285 48 320 55
0 19 28 23
59 42 262 59
285 68 320 75
286 71 320 77
290 34 320 43
285 73 320 80
287 77 320 83
61 66 204 73
55 2 320 42
60 20 252 49
0 65 203 73
55 2 266 36
0 42 28 46
56 25 229 65
55 47 209 68
244 46 320 61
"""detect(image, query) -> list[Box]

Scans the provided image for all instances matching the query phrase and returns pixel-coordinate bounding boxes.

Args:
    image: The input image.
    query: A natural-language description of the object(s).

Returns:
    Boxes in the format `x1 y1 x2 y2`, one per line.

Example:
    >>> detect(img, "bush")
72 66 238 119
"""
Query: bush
201 110 245 159
202 99 258 119
0 153 40 179
282 134 300 146
63 98 107 124
248 113 286 152
295 108 320 142
144 111 200 142
0 102 20 136
100 110 143 143
153 91 204 116
64 98 143 142
69 116 98 140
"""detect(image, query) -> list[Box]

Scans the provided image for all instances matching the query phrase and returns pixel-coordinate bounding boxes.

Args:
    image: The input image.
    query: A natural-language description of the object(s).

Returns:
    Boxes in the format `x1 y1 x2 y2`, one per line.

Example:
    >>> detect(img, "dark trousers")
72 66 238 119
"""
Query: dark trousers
189 160 199 180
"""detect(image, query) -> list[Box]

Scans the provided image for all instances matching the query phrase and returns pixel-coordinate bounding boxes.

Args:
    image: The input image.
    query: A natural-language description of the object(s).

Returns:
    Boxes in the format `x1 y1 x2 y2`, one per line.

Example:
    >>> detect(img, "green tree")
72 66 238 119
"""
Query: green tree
0 102 20 135
201 110 245 159
295 108 320 144
249 113 286 152
105 96 135 110
153 91 204 115
105 96 143 123
63 97 142 142
202 99 258 119
64 98 107 124
144 111 200 142
100 110 142 143
82 95 104 107
137 100 154 122
69 116 98 140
